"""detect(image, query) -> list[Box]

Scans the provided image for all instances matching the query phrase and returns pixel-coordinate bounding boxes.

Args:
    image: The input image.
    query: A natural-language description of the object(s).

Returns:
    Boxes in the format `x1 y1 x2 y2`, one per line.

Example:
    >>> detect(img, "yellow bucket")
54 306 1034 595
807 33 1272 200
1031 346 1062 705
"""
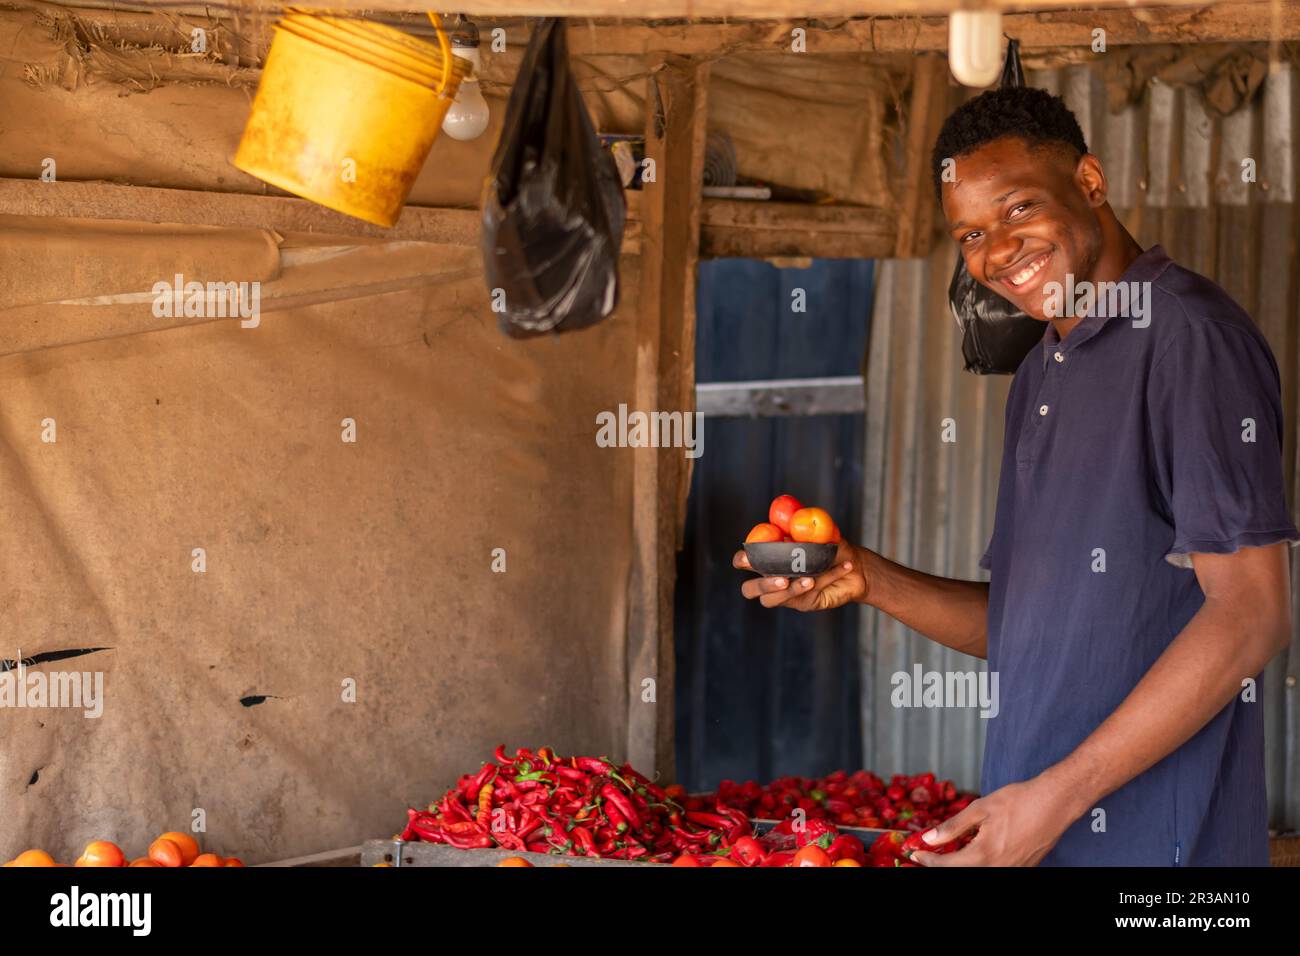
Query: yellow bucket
281 14 451 86
234 17 468 227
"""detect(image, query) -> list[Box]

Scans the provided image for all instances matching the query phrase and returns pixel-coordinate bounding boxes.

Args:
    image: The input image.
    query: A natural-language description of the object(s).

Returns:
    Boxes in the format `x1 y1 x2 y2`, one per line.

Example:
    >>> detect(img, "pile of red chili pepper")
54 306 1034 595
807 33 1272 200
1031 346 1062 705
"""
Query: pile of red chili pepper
399 745 756 863
867 828 976 866
693 769 976 833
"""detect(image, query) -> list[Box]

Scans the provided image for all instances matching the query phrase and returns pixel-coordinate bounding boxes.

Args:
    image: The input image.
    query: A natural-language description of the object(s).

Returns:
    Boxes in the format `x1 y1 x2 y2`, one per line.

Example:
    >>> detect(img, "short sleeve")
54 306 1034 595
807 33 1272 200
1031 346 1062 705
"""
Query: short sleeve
1147 319 1300 568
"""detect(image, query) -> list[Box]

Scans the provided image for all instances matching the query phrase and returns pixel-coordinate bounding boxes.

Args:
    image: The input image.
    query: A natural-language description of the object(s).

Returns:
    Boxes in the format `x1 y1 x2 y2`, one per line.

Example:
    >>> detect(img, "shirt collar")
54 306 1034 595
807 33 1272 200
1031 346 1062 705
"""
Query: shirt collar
1040 245 1172 368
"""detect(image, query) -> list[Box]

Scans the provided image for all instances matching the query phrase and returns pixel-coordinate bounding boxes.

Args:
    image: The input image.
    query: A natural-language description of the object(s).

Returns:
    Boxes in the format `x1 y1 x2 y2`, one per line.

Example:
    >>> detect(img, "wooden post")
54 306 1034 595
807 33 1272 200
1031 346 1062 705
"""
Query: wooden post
626 54 709 780
893 54 951 259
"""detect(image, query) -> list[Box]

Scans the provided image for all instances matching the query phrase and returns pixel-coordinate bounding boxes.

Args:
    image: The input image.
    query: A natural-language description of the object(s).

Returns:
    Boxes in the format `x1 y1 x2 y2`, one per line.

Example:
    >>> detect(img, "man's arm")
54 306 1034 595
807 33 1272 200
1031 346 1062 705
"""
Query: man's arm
914 542 1291 867
733 541 990 659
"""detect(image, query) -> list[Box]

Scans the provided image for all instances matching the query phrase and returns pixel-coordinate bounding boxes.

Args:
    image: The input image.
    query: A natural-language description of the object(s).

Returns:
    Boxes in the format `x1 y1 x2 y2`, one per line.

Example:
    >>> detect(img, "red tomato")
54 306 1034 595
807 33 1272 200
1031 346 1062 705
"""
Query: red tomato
78 841 126 868
793 845 833 867
711 858 742 867
768 494 803 534
730 836 767 867
789 507 835 544
672 855 701 867
744 522 783 544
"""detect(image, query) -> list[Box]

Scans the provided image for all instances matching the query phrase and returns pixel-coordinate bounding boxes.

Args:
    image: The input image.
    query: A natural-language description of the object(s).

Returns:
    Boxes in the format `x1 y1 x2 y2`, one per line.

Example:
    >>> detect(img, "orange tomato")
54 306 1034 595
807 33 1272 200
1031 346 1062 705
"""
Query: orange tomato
129 858 161 867
793 845 833 867
156 831 201 866
79 841 126 868
222 858 245 867
789 507 835 544
148 838 184 868
832 858 862 867
372 862 393 867
711 859 741 867
496 857 533 867
189 853 222 867
12 849 56 867
768 494 803 534
744 522 783 544
671 855 701 867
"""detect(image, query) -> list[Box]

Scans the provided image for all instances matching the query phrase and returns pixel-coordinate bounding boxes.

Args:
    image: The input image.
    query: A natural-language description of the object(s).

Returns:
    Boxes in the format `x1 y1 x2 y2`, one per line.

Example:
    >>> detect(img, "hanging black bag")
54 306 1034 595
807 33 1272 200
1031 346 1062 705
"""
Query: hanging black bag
481 18 625 337
947 39 1046 374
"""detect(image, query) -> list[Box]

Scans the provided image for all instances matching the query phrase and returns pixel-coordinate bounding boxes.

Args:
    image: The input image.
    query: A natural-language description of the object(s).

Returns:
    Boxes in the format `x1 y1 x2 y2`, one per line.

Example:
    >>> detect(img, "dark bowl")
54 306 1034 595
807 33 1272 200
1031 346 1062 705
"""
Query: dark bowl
743 541 838 578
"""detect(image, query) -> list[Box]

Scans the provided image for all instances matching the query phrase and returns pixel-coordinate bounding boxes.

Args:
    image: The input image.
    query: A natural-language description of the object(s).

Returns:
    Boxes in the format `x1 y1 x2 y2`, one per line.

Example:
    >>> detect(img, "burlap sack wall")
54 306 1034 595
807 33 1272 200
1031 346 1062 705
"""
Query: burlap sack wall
0 228 639 863
0 6 902 208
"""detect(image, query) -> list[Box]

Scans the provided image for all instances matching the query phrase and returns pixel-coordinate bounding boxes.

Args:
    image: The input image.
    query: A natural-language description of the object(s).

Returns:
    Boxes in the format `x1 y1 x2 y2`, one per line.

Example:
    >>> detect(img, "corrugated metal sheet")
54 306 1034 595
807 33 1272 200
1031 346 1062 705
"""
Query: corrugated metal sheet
859 61 1300 829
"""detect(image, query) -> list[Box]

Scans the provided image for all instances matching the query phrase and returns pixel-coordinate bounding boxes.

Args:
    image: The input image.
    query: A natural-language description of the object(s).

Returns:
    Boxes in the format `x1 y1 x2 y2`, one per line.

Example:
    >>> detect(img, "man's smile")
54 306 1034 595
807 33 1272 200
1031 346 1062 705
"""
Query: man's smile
993 250 1053 296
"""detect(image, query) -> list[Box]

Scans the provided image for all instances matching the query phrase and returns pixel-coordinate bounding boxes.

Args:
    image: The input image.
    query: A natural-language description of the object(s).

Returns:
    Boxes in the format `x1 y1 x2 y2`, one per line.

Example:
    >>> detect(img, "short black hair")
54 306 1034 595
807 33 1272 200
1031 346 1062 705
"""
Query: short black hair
930 86 1089 201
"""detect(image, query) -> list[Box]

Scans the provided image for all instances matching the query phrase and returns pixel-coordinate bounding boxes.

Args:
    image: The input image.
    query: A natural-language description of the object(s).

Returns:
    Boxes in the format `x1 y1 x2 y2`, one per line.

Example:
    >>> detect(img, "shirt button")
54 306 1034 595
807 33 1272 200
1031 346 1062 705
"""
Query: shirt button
1039 404 1049 416
1054 352 1064 363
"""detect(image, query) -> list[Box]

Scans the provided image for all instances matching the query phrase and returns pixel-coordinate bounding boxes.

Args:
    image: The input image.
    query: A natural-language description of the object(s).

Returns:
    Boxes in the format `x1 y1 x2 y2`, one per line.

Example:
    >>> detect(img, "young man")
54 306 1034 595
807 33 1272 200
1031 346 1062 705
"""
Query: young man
734 87 1297 866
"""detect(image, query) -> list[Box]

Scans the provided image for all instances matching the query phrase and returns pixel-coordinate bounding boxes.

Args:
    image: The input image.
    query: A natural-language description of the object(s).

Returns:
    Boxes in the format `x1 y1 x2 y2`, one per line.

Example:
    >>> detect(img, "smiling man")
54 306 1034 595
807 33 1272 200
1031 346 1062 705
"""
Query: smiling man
734 86 1297 866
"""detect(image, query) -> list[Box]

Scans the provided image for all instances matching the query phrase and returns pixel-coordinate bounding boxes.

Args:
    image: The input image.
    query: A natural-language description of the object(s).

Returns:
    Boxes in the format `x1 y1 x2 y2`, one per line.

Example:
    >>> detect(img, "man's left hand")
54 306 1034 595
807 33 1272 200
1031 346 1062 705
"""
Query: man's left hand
909 774 1082 867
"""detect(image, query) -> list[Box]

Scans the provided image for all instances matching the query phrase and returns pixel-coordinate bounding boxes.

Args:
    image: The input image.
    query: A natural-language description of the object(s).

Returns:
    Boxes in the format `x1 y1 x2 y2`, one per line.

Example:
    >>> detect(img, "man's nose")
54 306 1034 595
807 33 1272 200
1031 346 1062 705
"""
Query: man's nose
985 227 1022 271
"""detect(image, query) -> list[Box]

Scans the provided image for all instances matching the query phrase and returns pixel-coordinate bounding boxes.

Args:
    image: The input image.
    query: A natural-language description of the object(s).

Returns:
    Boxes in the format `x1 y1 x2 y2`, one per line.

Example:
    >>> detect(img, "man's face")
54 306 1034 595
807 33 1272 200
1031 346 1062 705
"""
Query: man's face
941 136 1104 322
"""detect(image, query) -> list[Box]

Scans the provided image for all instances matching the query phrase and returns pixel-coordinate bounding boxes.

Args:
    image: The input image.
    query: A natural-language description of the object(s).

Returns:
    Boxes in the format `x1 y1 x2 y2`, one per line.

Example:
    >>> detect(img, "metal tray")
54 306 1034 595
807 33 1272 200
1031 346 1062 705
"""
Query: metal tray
360 839 667 867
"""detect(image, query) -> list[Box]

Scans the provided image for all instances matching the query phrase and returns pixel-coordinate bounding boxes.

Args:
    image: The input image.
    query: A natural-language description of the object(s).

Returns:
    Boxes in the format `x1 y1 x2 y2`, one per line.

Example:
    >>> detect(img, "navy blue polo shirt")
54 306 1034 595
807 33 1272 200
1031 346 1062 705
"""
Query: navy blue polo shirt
980 245 1298 866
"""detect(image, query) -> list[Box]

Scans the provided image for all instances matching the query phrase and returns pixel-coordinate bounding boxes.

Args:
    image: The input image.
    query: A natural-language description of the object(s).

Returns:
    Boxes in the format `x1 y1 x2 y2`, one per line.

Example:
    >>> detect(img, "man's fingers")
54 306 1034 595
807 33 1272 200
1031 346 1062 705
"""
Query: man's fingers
923 800 984 847
732 549 752 571
806 562 854 606
740 576 794 600
911 843 982 867
759 577 815 608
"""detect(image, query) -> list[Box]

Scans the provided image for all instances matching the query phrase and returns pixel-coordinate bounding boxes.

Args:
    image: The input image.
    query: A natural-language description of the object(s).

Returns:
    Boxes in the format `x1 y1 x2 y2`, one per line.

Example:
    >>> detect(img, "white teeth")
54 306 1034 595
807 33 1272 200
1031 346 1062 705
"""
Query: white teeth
1008 254 1048 287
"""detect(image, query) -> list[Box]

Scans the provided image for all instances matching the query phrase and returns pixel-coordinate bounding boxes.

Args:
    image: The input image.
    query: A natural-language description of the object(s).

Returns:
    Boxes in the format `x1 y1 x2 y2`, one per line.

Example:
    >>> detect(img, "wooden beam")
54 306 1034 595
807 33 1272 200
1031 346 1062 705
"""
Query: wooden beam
626 55 709 781
0 177 905 263
26 2 1298 59
533 3 1300 53
0 178 481 241
0 178 644 251
700 200 897 260
893 55 950 258
186 0 1290 21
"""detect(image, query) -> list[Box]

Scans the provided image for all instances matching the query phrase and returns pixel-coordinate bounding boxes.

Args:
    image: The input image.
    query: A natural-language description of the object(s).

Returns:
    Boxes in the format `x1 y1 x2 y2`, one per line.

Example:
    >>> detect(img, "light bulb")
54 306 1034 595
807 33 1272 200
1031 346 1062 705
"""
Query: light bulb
948 11 1003 88
442 43 490 141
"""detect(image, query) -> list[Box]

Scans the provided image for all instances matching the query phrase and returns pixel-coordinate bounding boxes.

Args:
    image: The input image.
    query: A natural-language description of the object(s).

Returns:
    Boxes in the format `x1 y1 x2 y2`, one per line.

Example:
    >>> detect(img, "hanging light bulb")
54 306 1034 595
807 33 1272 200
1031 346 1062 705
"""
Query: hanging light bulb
442 36 490 141
948 11 1003 88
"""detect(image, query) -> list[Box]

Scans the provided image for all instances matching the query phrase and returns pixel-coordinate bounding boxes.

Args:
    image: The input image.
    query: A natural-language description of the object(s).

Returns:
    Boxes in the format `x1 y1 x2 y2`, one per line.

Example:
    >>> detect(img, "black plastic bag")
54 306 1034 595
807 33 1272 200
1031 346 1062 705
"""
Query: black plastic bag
947 39 1045 374
481 18 625 337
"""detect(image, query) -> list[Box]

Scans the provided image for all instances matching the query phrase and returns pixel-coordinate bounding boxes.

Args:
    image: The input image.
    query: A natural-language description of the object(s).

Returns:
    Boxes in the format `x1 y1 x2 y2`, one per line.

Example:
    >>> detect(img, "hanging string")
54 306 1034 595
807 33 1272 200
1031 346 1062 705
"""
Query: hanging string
426 11 453 97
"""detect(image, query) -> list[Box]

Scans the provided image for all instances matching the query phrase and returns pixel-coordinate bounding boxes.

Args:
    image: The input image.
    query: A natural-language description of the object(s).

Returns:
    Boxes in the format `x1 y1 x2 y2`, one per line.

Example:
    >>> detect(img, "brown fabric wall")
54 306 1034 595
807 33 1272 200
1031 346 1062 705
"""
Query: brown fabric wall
0 228 640 862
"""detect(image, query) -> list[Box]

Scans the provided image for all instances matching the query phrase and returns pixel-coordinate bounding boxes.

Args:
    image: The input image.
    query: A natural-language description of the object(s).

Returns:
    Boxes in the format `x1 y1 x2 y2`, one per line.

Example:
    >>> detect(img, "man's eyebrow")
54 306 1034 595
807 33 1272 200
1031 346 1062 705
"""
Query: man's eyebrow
950 188 1024 231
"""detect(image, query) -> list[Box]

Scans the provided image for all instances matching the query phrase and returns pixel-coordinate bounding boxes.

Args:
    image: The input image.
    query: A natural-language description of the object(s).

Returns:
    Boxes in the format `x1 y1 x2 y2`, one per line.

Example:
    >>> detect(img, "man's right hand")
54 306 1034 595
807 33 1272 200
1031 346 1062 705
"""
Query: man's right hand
733 540 870 611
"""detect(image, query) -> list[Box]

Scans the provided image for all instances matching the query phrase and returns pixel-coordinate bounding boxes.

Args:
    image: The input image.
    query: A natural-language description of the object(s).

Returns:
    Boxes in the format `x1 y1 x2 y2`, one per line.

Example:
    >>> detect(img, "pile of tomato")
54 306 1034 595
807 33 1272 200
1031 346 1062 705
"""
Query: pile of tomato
691 769 976 833
4 831 243 868
745 493 841 544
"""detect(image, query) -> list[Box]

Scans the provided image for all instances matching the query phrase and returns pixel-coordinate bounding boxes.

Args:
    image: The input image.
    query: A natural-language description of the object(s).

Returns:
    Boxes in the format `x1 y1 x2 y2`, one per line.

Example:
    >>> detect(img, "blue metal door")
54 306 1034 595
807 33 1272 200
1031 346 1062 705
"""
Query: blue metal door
674 257 874 790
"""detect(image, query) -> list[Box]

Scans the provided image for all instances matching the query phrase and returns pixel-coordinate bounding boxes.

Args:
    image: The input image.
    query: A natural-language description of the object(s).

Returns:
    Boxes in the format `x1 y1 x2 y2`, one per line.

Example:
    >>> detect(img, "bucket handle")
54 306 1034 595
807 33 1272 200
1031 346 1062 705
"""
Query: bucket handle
426 11 453 98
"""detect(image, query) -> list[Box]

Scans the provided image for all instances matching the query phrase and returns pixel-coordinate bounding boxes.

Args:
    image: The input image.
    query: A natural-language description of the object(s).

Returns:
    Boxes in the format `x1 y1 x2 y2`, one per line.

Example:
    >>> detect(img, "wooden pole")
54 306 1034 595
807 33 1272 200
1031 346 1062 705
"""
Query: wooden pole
626 54 709 779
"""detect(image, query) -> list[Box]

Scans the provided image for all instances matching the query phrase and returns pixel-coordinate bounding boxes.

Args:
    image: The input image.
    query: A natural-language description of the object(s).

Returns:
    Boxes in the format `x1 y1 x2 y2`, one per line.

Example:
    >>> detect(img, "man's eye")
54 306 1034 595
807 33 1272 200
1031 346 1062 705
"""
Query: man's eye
1008 203 1031 218
961 231 981 244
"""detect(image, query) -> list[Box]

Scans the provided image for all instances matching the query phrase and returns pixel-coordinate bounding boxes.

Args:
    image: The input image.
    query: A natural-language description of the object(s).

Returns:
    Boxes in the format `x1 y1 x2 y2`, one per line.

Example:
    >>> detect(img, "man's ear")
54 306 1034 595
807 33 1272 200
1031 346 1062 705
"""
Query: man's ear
1075 153 1108 208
